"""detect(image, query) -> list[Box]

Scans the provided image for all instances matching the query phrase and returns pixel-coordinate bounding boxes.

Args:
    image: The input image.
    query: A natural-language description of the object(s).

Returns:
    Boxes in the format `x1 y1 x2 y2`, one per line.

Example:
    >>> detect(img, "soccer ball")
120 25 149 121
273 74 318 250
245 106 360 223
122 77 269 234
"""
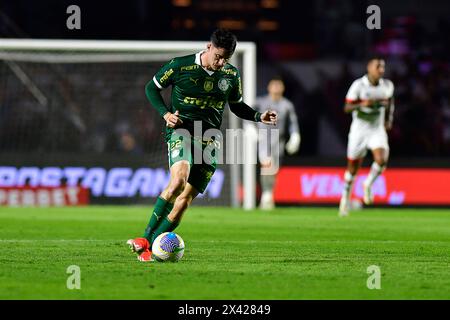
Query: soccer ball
151 232 185 262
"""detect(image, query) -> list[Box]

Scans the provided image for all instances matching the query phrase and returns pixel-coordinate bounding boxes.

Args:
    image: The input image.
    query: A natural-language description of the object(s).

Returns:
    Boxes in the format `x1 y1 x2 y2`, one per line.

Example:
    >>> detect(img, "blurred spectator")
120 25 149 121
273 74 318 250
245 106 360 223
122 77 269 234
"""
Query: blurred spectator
118 131 143 155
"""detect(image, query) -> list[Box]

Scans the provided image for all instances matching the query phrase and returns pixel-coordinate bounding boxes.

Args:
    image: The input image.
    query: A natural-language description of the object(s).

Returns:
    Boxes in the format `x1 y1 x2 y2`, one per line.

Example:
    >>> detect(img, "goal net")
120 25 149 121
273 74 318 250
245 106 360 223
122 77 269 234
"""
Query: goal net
0 39 257 208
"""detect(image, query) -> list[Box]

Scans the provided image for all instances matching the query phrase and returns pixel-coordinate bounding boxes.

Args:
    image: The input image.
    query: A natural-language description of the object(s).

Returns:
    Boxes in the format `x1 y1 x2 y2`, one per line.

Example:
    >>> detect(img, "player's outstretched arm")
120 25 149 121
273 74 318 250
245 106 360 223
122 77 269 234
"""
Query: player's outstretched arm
229 101 277 125
229 101 263 122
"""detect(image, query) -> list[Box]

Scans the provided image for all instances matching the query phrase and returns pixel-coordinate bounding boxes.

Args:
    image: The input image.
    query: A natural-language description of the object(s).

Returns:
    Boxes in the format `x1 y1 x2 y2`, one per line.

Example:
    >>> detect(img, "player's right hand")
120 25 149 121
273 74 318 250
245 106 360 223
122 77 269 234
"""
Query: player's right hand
260 110 277 126
164 110 183 128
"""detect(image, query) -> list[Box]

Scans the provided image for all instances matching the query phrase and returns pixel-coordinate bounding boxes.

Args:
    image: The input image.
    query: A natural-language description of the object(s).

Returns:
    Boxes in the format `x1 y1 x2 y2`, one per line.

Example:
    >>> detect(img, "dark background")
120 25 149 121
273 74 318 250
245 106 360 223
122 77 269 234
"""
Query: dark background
1 0 450 160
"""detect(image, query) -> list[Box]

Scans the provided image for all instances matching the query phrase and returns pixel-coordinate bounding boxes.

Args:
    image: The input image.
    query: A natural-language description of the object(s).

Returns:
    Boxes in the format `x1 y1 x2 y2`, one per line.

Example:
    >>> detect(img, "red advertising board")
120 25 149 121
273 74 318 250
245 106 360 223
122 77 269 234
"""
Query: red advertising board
0 186 89 207
274 167 450 205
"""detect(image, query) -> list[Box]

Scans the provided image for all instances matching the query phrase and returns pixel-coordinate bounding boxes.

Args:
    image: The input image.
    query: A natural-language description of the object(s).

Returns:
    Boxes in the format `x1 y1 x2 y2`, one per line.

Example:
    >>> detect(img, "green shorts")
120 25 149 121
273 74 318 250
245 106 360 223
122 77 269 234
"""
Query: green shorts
167 131 219 193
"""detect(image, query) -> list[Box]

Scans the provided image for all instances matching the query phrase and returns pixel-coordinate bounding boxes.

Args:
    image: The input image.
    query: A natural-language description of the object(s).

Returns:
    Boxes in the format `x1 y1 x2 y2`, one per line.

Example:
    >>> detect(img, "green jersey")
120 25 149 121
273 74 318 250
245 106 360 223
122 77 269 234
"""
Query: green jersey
152 51 243 140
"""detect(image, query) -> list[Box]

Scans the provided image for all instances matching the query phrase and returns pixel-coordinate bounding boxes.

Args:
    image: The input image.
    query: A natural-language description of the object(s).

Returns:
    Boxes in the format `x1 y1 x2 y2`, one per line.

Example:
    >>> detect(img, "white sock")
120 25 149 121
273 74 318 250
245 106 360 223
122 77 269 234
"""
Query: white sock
341 171 355 201
260 190 274 209
365 162 386 188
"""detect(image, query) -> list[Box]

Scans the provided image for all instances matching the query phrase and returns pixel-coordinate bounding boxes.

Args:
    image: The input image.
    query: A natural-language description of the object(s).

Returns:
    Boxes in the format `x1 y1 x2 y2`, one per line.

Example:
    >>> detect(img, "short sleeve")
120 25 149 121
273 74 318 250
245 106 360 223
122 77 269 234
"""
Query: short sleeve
345 80 360 103
387 80 395 98
152 58 178 89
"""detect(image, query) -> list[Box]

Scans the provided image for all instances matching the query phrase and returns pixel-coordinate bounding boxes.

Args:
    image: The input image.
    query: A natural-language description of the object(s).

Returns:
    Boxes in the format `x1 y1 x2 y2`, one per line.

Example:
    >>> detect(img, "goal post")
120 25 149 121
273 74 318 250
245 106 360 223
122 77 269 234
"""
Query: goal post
0 39 258 209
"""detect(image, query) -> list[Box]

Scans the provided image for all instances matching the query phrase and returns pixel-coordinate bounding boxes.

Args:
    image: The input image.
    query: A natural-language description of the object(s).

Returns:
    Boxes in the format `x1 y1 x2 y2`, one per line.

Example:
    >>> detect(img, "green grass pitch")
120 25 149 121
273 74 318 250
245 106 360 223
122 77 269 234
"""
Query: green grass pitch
0 206 449 300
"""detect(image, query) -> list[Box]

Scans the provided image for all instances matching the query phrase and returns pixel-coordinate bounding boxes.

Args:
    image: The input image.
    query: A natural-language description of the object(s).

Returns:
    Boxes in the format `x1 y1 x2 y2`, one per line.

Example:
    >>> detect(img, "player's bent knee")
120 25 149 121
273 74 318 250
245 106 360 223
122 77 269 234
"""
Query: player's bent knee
374 156 387 167
347 159 361 175
376 160 387 168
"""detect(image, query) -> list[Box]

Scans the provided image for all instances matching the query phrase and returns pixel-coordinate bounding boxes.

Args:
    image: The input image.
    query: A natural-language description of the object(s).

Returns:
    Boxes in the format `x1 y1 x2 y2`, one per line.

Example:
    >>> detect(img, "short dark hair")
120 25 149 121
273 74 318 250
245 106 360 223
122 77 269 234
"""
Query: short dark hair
367 54 385 64
210 28 237 56
269 75 284 83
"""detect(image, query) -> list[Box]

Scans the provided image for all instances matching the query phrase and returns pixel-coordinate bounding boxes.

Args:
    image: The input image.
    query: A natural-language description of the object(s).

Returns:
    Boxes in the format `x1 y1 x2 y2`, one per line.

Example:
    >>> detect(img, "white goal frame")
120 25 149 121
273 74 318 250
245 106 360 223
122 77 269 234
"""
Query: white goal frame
0 38 258 210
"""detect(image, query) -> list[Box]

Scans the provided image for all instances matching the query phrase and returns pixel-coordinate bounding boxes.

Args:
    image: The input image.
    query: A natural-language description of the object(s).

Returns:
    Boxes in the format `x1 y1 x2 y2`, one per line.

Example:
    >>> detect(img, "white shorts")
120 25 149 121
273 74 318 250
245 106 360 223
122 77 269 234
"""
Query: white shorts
347 128 389 160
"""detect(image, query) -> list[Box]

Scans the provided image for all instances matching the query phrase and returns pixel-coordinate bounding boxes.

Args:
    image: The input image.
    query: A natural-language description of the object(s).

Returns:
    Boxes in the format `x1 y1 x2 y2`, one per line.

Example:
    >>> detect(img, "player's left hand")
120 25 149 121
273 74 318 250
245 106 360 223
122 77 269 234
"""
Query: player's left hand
261 110 277 126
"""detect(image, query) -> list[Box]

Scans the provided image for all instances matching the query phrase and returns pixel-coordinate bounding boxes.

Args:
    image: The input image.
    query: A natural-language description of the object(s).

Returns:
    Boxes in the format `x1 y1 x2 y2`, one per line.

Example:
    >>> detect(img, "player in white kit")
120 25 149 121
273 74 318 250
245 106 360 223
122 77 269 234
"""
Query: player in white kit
339 57 395 217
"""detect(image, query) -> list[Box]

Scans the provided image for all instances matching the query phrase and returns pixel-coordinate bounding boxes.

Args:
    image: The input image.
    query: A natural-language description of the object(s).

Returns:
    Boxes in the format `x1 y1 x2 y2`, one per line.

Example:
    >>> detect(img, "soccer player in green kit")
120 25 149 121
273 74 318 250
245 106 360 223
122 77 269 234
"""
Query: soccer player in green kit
127 29 278 261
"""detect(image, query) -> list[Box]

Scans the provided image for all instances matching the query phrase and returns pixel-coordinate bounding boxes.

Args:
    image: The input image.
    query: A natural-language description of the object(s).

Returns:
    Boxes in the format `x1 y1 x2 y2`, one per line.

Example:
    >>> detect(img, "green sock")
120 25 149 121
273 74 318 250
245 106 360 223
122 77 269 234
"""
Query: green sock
150 216 180 245
143 197 174 241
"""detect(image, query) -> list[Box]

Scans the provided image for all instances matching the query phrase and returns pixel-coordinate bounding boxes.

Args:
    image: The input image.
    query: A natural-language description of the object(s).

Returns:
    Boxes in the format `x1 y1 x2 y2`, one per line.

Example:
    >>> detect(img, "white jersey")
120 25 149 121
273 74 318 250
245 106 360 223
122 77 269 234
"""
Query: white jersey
346 75 394 131
345 75 395 159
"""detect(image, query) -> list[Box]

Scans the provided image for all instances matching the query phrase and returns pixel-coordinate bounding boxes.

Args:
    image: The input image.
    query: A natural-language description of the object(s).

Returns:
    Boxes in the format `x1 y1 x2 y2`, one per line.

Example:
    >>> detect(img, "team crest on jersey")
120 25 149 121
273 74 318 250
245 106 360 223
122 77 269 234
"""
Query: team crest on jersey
204 79 214 92
218 78 229 92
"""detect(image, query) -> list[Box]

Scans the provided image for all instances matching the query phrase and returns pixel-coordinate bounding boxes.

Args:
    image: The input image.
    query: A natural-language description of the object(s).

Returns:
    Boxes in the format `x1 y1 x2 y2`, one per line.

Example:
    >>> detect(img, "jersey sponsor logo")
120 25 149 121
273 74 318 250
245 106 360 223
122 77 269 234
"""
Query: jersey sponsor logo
238 76 243 96
221 68 237 76
152 211 161 221
204 79 214 92
183 96 225 109
218 78 229 92
181 65 200 71
160 69 174 84
189 77 199 85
